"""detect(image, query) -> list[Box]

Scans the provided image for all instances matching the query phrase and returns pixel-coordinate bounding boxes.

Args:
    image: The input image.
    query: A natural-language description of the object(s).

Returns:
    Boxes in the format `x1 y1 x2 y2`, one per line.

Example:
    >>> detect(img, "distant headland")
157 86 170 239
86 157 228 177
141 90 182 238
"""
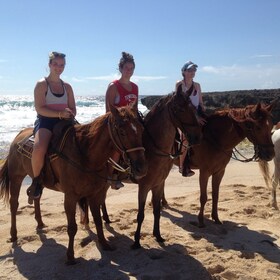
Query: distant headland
141 88 280 124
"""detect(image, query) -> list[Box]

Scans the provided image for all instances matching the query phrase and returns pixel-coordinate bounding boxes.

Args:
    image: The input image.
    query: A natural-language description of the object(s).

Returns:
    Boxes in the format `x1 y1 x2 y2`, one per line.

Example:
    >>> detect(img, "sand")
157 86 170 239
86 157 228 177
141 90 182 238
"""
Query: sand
0 160 280 280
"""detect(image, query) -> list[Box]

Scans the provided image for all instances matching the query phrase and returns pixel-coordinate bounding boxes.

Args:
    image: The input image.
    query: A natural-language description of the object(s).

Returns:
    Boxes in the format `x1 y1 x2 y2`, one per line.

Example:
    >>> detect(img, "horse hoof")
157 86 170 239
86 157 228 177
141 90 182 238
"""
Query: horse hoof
214 220 223 225
198 222 206 228
101 243 113 251
37 223 47 230
65 259 77 265
8 237 17 243
103 218 111 224
131 242 142 250
156 236 165 243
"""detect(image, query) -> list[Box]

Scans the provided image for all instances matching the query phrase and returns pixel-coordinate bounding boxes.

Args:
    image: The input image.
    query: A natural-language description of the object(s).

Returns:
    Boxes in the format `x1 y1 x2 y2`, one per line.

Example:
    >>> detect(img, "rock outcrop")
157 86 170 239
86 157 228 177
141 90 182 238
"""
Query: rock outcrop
141 88 280 124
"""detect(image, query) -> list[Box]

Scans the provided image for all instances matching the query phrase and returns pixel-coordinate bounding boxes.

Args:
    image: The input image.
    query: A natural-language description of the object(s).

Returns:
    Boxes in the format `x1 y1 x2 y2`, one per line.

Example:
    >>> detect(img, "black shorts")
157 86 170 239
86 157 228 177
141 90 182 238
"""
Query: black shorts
33 116 61 134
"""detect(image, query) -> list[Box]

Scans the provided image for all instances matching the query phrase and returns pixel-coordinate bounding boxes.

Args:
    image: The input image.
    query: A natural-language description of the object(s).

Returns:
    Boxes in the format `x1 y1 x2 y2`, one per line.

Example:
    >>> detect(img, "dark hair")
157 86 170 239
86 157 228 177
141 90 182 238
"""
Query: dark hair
49 51 66 63
118 52 135 70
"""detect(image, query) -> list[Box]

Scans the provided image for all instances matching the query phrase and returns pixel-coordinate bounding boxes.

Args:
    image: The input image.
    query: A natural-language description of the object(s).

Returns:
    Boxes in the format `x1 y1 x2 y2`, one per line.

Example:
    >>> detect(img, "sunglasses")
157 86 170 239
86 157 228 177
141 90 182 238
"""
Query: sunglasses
49 52 66 59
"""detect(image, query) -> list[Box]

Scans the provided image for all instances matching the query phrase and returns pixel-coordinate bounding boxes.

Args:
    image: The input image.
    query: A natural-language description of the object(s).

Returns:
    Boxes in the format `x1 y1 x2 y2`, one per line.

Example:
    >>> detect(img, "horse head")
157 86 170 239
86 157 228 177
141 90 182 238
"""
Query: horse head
109 104 147 179
169 84 202 146
229 103 275 161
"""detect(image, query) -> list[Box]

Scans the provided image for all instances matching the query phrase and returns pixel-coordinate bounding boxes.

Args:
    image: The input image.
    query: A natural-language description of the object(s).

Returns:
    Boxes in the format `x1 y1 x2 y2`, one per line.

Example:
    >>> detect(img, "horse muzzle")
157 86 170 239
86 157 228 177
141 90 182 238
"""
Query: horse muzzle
255 145 275 161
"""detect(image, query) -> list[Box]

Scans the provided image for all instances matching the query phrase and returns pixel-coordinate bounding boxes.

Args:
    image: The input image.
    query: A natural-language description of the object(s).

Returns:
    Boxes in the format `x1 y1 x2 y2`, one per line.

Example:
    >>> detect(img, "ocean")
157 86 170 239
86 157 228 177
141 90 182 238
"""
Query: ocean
0 95 148 159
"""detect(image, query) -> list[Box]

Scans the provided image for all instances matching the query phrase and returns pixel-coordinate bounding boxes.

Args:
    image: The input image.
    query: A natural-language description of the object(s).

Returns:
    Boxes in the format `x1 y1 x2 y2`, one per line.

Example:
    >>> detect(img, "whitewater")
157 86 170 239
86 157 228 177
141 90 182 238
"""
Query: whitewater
0 95 148 158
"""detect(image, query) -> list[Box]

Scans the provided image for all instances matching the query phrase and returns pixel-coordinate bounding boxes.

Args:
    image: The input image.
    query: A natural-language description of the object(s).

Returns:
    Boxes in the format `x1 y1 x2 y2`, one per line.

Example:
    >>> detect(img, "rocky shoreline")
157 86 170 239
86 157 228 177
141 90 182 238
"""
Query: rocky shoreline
141 88 280 123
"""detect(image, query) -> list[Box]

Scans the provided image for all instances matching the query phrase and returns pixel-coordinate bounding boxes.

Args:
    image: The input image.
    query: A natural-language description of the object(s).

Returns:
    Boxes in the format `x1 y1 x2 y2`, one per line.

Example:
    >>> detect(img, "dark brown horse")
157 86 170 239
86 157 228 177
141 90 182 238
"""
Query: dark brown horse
80 84 202 248
0 105 147 264
168 102 275 227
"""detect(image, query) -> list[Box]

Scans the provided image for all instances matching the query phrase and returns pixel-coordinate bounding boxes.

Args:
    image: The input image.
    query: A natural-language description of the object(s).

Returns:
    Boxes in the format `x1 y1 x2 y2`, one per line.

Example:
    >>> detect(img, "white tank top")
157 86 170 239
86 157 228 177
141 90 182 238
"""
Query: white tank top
45 79 68 111
181 81 199 108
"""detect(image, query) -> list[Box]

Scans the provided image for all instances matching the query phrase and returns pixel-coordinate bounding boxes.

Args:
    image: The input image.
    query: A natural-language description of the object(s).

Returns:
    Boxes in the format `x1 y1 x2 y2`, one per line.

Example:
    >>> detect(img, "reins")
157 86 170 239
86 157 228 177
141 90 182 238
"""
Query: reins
231 147 258 162
143 100 184 159
53 113 145 180
106 114 145 173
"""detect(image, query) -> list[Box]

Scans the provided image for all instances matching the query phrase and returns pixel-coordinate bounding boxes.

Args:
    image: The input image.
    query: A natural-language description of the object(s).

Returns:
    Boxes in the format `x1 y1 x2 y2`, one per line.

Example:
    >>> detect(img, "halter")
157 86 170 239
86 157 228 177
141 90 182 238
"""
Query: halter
144 94 196 159
107 114 145 173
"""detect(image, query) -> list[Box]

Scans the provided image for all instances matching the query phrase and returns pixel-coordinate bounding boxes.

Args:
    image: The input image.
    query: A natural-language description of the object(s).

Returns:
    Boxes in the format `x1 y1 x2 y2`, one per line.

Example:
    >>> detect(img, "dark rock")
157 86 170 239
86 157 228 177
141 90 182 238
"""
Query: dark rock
141 88 280 124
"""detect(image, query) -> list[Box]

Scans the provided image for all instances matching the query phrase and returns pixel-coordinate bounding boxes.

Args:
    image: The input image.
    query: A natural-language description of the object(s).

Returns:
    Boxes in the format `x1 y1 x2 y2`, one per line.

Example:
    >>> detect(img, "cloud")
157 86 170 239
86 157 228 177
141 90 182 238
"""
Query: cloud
201 65 239 75
72 74 167 83
201 63 280 91
250 54 273 59
132 75 167 82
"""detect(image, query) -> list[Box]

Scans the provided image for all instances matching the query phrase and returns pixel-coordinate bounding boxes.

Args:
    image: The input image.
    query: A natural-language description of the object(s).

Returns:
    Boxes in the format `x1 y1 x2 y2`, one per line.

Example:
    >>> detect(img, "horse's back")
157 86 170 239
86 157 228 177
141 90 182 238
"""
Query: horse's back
7 127 34 177
11 127 33 145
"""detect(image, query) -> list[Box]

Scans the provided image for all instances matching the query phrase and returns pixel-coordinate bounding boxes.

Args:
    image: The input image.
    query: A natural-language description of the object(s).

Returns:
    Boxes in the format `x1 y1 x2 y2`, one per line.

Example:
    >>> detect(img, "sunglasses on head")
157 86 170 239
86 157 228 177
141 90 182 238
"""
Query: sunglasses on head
49 52 66 59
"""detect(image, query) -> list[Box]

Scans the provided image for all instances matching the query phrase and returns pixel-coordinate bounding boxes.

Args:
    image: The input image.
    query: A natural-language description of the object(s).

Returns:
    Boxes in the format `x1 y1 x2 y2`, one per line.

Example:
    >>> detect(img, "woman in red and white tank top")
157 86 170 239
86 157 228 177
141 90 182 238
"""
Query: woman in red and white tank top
105 52 139 189
105 52 138 113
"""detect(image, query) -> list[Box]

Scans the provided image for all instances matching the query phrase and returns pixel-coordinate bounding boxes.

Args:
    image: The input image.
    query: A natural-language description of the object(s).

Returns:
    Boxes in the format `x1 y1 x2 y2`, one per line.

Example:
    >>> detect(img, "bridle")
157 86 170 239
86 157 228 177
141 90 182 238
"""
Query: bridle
168 94 199 134
144 93 198 159
107 114 145 173
52 114 145 178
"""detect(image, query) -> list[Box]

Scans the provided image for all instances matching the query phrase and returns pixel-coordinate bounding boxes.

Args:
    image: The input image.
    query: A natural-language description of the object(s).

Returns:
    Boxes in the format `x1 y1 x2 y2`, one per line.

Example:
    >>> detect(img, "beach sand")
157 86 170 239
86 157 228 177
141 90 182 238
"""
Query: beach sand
0 160 280 280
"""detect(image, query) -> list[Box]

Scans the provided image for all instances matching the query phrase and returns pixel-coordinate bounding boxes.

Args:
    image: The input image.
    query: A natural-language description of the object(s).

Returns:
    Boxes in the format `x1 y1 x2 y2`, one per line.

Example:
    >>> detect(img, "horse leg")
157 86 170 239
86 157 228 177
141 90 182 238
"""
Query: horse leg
64 195 78 265
78 197 90 230
161 189 168 208
88 198 112 251
34 196 46 229
101 202 111 223
132 188 149 249
152 185 165 243
198 172 209 228
211 170 225 224
272 173 279 210
9 178 22 242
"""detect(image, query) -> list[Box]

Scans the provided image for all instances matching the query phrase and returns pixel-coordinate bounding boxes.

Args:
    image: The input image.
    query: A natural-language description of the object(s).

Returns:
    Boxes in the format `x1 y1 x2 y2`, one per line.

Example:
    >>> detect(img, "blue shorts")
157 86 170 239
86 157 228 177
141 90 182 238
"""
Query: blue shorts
33 116 61 134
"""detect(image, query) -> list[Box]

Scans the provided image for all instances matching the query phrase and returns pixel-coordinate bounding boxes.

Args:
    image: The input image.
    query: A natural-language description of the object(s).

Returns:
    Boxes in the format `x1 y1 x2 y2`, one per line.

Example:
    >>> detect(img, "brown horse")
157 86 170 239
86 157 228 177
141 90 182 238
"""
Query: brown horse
0 105 147 264
168 102 275 228
79 84 202 248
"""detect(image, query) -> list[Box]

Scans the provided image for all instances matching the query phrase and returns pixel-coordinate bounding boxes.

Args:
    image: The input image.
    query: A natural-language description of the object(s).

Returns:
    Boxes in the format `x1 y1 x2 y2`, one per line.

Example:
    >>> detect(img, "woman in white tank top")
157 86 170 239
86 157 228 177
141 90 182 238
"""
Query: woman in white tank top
175 61 206 177
27 51 77 204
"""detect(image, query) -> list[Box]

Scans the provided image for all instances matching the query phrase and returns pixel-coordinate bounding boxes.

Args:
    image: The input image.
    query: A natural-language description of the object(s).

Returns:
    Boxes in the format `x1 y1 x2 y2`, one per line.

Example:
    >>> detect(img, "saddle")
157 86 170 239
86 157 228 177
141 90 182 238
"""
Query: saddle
17 120 76 184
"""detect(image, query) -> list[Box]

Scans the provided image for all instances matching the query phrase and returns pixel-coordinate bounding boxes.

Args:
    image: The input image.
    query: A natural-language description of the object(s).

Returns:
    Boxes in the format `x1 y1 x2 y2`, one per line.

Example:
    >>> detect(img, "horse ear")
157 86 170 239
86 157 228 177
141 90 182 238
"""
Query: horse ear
109 104 120 119
176 84 183 95
264 99 277 112
250 103 261 119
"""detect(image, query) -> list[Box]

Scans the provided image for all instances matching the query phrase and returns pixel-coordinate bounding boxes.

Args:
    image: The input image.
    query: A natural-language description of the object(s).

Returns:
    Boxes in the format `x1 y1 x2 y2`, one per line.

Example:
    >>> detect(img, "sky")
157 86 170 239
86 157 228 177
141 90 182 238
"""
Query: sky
1 0 280 96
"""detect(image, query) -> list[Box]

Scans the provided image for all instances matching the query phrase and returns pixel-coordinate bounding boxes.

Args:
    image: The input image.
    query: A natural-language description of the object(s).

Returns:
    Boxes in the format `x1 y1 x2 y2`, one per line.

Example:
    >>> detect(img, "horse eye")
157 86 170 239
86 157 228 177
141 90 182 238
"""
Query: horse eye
245 122 254 129
119 128 126 136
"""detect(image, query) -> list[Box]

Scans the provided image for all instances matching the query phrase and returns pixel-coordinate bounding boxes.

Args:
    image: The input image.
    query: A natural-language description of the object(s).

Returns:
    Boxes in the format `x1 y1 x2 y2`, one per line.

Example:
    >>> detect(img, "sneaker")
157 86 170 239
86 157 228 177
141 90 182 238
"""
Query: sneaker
182 168 195 177
107 177 124 190
111 181 124 190
27 179 43 205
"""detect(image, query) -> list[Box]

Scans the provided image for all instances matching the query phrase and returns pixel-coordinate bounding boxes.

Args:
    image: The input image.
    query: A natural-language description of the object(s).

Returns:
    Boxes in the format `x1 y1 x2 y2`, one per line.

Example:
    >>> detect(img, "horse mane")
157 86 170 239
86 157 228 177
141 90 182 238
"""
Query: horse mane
211 104 270 123
144 94 173 123
79 106 137 139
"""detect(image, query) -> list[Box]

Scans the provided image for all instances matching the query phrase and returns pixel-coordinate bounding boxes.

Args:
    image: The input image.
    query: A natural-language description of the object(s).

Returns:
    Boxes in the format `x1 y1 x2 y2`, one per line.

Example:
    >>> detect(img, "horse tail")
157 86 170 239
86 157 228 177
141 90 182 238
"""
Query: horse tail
258 160 272 190
0 158 10 205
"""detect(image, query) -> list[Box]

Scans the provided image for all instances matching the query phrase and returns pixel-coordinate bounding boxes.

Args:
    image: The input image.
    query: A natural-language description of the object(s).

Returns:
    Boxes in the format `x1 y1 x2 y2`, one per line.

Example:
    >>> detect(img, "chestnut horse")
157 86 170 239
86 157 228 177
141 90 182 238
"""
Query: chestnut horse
80 84 202 249
0 106 147 264
168 102 275 227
